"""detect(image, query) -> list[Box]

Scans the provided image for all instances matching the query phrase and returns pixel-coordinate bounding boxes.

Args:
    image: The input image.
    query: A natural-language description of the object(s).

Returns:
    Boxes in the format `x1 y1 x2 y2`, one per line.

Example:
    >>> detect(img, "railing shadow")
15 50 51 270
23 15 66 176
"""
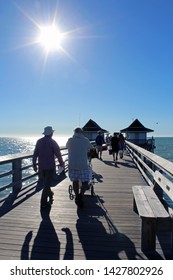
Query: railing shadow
0 184 39 218
102 160 120 168
76 195 144 260
0 172 67 217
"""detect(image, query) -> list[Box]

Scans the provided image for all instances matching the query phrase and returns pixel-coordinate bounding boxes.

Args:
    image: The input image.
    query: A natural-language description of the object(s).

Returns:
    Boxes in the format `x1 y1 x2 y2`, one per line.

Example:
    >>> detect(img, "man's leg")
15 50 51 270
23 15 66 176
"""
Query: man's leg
41 169 54 206
116 150 118 160
112 152 115 161
100 148 103 160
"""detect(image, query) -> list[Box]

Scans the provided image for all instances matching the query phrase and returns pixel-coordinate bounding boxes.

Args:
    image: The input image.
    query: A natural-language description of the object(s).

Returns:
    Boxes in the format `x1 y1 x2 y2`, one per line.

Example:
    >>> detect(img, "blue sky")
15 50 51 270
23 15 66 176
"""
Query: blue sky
1 0 173 137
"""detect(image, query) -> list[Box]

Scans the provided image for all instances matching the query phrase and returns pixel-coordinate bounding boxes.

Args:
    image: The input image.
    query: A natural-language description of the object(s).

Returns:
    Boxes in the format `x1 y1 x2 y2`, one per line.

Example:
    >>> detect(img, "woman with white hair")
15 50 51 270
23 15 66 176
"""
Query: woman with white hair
66 127 93 208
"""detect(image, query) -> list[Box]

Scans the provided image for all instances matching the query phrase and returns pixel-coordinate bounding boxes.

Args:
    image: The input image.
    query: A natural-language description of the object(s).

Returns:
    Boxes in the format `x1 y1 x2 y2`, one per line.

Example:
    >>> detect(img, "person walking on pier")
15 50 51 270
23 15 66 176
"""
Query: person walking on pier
118 133 125 159
95 131 105 160
111 132 119 161
66 127 93 208
33 126 64 208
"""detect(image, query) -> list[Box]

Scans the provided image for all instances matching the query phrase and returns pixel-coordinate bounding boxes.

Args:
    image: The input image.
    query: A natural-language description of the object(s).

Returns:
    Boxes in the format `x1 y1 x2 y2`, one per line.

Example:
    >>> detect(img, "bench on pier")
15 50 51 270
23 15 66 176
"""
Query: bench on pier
132 170 173 251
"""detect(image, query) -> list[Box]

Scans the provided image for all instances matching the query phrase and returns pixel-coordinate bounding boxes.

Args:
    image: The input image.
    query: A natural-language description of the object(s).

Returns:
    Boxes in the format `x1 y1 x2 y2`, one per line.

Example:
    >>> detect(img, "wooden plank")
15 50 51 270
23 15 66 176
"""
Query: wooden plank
132 186 155 218
132 186 169 219
0 151 173 259
132 185 171 251
143 187 169 218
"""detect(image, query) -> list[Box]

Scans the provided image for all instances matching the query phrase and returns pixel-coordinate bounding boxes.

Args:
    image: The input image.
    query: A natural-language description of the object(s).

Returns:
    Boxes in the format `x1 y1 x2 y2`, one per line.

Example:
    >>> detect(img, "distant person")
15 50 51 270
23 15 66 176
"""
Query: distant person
118 133 125 158
95 131 105 160
111 132 119 161
66 127 93 208
33 126 64 208
105 134 111 144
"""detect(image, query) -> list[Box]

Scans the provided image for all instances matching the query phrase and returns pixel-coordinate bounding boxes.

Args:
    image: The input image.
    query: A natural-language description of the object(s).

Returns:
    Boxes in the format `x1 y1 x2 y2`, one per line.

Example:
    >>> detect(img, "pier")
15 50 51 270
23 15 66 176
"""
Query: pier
0 142 173 260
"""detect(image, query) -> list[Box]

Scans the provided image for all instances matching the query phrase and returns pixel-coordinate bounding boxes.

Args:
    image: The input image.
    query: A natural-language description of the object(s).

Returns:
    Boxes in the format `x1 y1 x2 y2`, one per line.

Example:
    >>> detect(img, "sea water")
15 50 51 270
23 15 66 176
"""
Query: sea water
0 136 70 198
1 136 173 198
154 137 173 162
1 136 172 159
0 136 70 156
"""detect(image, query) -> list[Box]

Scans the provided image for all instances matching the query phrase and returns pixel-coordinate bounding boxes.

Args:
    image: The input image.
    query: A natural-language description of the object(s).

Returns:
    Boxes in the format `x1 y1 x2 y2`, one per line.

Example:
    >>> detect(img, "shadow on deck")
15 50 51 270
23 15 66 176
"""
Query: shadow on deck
0 151 173 260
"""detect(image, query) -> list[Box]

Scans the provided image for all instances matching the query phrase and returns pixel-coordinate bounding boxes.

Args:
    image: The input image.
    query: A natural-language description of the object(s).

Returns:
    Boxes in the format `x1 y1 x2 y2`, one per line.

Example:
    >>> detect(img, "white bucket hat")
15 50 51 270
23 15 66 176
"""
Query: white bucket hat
43 126 54 135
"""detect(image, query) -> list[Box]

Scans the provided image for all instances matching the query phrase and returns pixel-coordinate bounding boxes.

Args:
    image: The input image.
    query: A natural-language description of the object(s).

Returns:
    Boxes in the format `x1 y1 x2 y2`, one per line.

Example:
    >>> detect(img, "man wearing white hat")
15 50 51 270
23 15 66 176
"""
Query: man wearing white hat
33 126 64 208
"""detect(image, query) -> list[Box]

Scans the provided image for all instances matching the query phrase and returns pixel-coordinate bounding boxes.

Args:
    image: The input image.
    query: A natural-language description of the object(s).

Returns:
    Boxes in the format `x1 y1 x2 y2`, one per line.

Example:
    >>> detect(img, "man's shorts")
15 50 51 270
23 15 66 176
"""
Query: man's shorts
68 168 90 182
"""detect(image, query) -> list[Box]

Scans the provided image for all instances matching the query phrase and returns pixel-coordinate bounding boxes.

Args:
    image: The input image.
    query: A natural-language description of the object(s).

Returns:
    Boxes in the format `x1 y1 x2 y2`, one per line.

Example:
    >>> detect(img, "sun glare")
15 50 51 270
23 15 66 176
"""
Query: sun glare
14 2 91 65
38 24 64 53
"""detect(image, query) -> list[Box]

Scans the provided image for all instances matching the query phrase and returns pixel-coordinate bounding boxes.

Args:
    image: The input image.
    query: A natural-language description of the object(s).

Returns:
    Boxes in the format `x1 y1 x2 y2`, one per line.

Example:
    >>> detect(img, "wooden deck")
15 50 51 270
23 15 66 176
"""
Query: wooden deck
0 150 173 260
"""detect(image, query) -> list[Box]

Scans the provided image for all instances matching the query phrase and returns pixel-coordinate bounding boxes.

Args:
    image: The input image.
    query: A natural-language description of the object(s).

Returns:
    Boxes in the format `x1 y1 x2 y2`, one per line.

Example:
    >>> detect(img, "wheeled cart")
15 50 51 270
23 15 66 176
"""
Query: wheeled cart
68 163 95 200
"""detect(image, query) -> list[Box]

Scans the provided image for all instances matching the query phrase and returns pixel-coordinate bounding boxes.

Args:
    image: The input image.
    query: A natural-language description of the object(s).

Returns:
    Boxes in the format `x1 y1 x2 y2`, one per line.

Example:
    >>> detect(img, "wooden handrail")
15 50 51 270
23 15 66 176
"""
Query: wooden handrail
1 141 173 207
126 140 173 204
0 146 68 194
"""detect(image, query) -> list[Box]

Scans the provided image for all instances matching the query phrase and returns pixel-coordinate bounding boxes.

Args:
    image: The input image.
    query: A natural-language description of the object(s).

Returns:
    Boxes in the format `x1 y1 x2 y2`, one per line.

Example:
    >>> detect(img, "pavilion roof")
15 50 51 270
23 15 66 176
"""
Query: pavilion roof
82 119 107 132
120 119 154 133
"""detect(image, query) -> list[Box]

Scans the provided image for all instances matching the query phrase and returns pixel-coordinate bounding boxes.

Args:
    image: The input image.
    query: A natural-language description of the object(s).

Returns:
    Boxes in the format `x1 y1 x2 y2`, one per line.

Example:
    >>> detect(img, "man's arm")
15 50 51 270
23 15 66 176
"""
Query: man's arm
53 141 65 168
32 143 38 172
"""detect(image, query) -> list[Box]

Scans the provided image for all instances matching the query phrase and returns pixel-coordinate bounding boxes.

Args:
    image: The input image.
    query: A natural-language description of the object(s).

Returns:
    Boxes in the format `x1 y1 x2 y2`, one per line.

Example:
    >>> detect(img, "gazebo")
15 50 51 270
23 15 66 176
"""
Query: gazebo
82 119 108 141
120 119 155 151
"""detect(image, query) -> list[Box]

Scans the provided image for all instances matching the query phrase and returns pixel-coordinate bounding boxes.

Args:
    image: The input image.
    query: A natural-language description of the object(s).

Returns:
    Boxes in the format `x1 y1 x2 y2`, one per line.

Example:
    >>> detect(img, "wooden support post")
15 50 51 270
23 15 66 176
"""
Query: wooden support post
141 218 157 251
12 159 22 191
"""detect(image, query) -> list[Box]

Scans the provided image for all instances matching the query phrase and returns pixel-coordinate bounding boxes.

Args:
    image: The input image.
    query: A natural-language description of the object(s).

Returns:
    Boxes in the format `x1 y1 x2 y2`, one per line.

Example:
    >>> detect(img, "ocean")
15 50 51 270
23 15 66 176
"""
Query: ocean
0 136 70 199
0 136 70 156
154 137 173 162
0 136 173 198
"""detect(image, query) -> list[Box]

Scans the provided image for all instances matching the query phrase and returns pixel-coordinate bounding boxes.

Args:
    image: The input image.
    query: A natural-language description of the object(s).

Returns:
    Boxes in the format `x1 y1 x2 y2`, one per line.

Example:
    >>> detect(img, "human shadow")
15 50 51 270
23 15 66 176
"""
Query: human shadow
76 195 143 260
92 171 103 183
21 230 33 260
116 160 137 168
102 160 120 168
103 160 136 169
21 205 60 260
62 227 74 260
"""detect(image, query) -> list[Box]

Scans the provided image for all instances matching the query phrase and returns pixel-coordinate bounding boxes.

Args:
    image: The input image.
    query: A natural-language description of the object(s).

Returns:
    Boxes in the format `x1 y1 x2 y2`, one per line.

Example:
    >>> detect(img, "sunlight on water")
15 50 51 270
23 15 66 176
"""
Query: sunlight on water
1 136 173 201
0 135 70 199
21 135 70 151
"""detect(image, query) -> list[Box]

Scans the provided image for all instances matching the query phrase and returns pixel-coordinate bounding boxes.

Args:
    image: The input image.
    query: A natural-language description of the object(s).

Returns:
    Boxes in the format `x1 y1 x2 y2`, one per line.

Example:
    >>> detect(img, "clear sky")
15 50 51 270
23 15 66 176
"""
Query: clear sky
1 0 173 137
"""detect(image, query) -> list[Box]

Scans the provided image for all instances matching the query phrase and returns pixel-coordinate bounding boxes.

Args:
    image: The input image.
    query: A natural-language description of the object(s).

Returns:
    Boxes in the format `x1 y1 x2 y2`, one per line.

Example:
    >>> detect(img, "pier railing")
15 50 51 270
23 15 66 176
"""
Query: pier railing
0 147 68 196
1 141 173 207
126 140 173 206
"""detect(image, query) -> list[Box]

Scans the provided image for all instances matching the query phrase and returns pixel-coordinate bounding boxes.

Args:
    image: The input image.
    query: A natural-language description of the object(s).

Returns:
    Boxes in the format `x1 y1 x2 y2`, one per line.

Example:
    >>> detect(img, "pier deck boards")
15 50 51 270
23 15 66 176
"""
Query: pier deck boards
0 150 173 260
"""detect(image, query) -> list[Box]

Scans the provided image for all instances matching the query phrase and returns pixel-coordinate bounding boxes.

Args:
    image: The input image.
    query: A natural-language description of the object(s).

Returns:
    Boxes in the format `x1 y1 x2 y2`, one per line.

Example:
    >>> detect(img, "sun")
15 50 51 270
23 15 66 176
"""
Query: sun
38 24 65 53
13 2 91 65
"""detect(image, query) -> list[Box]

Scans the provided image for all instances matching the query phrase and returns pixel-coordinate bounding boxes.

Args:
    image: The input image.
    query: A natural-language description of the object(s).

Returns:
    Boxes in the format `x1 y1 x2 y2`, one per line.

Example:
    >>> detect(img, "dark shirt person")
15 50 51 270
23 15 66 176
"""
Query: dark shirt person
33 126 64 208
111 133 119 161
95 131 105 160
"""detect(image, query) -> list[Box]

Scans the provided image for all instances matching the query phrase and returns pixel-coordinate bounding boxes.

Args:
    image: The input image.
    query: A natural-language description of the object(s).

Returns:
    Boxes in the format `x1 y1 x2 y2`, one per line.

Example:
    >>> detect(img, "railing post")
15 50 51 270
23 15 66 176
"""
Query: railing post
12 159 22 191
